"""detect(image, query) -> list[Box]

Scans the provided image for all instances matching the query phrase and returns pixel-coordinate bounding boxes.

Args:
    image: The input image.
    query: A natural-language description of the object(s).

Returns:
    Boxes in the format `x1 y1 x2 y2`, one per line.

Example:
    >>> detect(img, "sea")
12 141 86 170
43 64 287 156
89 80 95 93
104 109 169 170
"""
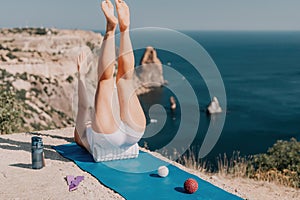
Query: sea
101 30 300 166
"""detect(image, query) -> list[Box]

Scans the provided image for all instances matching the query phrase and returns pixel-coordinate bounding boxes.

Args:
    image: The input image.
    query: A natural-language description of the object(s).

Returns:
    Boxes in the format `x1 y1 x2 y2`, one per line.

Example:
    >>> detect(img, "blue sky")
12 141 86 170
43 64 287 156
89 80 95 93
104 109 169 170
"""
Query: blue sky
1 0 300 30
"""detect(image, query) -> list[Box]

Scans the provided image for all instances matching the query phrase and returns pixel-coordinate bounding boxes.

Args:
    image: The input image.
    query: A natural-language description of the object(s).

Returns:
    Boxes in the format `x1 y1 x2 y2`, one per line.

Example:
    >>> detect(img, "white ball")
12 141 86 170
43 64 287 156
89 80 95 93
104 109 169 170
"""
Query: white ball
158 166 169 177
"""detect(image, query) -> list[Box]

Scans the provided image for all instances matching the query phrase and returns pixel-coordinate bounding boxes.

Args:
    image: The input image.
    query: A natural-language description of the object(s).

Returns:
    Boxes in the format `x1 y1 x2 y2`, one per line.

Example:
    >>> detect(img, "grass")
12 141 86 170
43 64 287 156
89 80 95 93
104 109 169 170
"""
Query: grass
177 139 300 189
216 152 249 178
176 147 209 173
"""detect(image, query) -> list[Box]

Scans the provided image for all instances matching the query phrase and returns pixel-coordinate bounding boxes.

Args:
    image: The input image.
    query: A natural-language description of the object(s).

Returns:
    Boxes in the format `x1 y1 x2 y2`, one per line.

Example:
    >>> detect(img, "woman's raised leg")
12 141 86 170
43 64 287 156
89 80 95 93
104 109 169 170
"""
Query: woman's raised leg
92 0 120 134
74 52 90 149
115 0 146 133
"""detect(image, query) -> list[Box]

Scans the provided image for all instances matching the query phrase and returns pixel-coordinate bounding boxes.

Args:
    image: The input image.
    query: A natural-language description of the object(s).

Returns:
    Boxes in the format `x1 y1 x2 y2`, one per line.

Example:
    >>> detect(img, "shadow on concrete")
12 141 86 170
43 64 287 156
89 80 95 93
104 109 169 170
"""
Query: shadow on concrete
27 131 74 143
10 163 32 169
0 137 71 162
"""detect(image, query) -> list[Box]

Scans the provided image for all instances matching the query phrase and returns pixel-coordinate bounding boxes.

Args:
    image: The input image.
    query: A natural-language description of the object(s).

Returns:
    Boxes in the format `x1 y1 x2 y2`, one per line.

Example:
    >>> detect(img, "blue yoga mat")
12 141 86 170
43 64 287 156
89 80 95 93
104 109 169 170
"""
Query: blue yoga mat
53 143 242 200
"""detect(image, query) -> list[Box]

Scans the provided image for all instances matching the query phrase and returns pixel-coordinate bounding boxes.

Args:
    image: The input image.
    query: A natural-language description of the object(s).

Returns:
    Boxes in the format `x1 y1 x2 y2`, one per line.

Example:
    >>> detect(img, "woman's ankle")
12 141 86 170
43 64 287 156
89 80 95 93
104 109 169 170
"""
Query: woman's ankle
104 29 116 39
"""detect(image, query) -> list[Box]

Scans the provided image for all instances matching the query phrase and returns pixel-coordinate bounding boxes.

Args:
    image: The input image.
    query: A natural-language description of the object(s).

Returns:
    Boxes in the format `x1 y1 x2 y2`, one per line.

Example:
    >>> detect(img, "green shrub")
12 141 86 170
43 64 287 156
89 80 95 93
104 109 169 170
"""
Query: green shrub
16 89 27 101
35 28 47 35
12 48 22 52
0 86 22 134
86 41 95 51
30 122 43 130
6 52 17 60
66 75 74 83
248 138 300 187
179 138 300 188
1 55 7 62
19 72 28 81
30 88 41 97
250 138 300 172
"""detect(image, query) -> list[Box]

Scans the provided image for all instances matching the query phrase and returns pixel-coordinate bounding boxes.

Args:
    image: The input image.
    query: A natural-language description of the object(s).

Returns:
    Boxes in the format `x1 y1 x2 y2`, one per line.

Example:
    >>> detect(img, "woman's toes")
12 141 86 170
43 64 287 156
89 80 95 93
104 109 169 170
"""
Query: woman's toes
101 1 118 25
115 0 130 32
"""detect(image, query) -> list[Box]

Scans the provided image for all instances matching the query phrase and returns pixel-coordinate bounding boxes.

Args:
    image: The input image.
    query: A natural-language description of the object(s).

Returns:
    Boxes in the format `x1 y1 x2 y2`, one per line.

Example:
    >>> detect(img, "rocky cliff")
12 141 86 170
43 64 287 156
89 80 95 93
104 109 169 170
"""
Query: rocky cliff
0 28 102 132
0 28 166 132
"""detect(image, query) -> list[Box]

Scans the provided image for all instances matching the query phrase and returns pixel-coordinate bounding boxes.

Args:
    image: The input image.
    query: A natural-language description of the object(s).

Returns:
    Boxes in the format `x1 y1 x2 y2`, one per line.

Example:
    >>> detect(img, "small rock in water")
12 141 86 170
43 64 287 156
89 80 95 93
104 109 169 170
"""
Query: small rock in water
207 96 222 114
150 119 158 123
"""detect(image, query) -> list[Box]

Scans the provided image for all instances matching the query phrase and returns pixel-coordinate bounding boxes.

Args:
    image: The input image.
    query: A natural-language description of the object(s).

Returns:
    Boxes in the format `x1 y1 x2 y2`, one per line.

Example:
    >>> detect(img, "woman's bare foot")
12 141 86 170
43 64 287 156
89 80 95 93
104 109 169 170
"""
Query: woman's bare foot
101 0 118 33
115 0 130 32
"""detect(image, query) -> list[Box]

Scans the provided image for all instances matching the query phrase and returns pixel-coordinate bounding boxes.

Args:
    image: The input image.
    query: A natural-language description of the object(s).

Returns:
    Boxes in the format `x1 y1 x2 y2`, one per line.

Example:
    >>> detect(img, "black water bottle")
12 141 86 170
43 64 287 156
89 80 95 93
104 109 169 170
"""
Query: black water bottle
31 136 44 169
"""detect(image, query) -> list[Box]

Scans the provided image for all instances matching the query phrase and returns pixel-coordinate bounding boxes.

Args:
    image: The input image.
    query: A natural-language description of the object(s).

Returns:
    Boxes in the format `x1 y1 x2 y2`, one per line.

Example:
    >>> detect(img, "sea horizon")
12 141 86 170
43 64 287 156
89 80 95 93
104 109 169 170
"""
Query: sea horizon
132 30 300 166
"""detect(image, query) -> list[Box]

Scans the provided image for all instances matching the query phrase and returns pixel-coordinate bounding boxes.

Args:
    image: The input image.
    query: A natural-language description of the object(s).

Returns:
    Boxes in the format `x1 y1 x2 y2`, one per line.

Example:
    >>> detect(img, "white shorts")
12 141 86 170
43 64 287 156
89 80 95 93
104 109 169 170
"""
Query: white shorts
86 121 144 162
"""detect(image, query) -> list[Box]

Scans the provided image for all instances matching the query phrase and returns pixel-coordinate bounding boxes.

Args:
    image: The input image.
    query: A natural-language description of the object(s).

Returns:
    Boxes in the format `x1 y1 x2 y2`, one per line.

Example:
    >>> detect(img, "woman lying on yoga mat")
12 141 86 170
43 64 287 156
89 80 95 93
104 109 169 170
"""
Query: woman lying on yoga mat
74 0 146 161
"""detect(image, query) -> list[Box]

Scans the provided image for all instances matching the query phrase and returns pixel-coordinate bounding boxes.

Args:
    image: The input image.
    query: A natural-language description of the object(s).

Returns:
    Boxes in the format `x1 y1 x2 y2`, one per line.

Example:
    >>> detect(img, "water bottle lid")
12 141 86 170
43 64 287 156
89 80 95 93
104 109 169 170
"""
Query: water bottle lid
32 136 43 148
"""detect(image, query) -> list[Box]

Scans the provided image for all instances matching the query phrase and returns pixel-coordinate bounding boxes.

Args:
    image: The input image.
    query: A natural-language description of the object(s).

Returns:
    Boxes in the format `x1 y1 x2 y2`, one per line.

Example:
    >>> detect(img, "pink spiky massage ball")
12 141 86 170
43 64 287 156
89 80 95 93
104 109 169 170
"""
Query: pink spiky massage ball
184 178 198 194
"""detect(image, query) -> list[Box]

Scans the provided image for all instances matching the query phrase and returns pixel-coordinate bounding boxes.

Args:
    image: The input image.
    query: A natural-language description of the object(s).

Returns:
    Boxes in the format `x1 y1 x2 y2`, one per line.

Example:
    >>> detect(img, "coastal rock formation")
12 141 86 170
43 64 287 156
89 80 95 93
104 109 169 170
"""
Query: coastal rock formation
134 46 166 95
0 29 167 132
170 96 176 111
0 28 102 77
0 28 103 131
207 96 222 114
